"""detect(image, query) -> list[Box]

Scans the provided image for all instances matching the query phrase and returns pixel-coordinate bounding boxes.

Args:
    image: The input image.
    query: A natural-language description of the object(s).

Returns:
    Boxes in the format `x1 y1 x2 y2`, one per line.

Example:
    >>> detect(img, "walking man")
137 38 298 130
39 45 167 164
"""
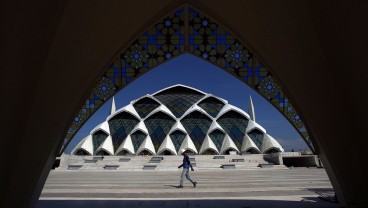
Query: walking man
177 149 197 188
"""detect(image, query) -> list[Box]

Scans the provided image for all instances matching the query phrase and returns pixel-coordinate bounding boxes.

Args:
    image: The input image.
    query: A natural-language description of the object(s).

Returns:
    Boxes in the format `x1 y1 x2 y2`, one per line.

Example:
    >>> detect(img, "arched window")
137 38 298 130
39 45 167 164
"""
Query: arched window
92 130 108 152
144 112 176 151
217 110 248 149
108 112 140 152
181 111 212 150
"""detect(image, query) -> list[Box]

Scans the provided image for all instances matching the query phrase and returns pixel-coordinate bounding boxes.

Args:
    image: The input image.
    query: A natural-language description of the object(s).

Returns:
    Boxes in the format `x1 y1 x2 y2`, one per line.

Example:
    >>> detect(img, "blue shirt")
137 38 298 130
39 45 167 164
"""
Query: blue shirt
180 155 192 169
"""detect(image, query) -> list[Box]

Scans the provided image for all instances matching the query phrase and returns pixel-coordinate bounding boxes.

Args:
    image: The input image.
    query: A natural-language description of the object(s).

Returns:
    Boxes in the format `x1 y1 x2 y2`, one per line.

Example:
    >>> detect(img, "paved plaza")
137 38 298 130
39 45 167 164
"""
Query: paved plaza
37 168 341 208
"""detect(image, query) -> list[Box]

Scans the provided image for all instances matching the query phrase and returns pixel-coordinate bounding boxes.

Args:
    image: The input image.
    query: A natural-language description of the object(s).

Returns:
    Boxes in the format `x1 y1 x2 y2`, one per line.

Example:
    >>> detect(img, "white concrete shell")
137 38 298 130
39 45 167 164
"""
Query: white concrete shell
90 120 110 135
207 121 226 134
152 84 206 97
157 135 177 155
216 103 251 120
180 104 213 120
261 133 284 153
115 135 135 155
94 135 114 155
131 94 163 107
199 135 219 154
145 104 177 120
136 135 156 155
72 84 283 156
168 121 187 134
71 135 93 155
178 135 198 154
130 121 148 135
196 94 228 105
241 133 261 153
107 103 140 122
246 120 266 134
220 134 240 154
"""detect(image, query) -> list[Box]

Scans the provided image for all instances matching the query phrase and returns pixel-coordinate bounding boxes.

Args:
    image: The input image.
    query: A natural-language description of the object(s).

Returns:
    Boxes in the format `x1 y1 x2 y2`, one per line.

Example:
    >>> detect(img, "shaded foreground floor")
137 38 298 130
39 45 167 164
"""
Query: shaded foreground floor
38 168 341 208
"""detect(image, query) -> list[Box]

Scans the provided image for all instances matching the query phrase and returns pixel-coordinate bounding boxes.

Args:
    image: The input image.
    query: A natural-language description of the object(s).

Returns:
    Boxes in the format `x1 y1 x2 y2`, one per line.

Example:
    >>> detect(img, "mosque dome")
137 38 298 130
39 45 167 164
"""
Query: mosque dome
72 84 284 156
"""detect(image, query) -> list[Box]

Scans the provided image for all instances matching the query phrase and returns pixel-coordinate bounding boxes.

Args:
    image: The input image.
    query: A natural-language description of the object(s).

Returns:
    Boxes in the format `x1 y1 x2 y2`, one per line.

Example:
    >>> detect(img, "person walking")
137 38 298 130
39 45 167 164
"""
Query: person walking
177 149 197 188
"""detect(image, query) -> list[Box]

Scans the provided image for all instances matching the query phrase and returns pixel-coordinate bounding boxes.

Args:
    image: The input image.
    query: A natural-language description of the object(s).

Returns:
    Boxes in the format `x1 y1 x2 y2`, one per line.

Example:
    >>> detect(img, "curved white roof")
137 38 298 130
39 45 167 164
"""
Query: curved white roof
72 84 284 156
71 135 93 155
216 103 251 120
107 103 140 122
152 84 206 96
261 134 284 153
178 134 198 154
220 134 240 154
241 134 261 153
246 120 266 134
199 135 219 154
95 135 114 155
195 94 228 105
207 122 226 134
90 121 110 135
115 134 135 155
181 104 213 120
157 135 177 155
145 105 177 121
168 121 187 134
136 135 156 155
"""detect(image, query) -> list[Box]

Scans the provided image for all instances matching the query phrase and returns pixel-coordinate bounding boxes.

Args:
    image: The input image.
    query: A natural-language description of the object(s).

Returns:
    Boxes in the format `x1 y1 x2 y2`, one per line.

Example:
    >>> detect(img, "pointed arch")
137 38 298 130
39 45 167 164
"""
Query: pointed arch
132 96 161 119
180 110 212 150
61 6 314 156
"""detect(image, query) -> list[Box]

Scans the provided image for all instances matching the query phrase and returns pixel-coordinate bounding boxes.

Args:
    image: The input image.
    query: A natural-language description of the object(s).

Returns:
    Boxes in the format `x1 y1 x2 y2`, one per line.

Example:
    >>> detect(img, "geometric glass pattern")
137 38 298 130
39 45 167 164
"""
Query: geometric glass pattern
217 111 249 149
198 97 225 117
209 129 225 152
61 6 314 155
133 97 160 118
144 112 176 151
153 86 205 118
247 129 264 150
169 130 186 152
92 130 108 152
181 111 212 150
131 130 147 152
107 112 140 152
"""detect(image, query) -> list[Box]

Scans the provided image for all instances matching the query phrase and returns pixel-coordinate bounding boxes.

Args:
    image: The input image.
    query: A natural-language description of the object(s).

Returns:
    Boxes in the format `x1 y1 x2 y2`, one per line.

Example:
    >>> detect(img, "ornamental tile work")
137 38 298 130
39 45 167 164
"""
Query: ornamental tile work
63 8 185 153
188 7 313 152
62 6 314 155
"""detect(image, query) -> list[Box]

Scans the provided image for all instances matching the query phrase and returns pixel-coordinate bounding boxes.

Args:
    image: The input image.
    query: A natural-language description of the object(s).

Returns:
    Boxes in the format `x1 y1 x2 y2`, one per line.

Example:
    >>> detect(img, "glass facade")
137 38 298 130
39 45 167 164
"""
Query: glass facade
130 130 147 152
133 97 160 118
92 130 108 152
209 129 225 152
198 97 225 117
73 85 284 155
144 112 176 151
154 86 205 118
169 130 186 152
108 112 140 152
181 111 212 150
217 111 249 149
247 129 264 149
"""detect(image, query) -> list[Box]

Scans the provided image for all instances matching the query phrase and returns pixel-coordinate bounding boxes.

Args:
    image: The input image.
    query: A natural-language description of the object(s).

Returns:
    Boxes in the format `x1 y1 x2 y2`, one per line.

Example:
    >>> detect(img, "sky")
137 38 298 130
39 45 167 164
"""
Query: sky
65 54 309 153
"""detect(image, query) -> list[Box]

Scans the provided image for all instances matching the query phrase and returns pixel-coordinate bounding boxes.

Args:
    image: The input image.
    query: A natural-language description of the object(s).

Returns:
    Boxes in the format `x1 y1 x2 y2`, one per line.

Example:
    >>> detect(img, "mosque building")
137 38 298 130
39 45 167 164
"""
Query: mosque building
72 84 284 156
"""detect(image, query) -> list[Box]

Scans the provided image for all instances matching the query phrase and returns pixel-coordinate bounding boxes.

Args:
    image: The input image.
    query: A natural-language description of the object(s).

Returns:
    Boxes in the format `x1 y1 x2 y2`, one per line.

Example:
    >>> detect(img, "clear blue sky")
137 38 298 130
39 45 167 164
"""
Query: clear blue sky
66 54 309 153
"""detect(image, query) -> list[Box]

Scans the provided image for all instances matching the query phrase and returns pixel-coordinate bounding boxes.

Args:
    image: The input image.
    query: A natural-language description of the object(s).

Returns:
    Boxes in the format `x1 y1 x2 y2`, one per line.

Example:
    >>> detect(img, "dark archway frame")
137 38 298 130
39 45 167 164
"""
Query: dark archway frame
60 6 314 155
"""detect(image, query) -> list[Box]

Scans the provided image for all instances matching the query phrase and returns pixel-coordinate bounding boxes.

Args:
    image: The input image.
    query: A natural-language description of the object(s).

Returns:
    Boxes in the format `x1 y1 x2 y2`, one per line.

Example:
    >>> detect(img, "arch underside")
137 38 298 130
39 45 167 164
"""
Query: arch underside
61 6 314 155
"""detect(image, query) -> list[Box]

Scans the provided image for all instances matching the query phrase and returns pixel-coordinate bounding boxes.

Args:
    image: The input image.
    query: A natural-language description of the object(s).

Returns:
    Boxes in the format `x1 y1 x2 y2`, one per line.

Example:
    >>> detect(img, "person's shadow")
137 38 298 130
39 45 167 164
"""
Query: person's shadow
164 185 181 188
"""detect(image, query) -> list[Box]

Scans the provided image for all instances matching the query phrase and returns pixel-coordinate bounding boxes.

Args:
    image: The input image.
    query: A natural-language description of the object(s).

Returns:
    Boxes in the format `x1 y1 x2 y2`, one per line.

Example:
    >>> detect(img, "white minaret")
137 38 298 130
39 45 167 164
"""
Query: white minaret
110 96 116 115
248 96 255 121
